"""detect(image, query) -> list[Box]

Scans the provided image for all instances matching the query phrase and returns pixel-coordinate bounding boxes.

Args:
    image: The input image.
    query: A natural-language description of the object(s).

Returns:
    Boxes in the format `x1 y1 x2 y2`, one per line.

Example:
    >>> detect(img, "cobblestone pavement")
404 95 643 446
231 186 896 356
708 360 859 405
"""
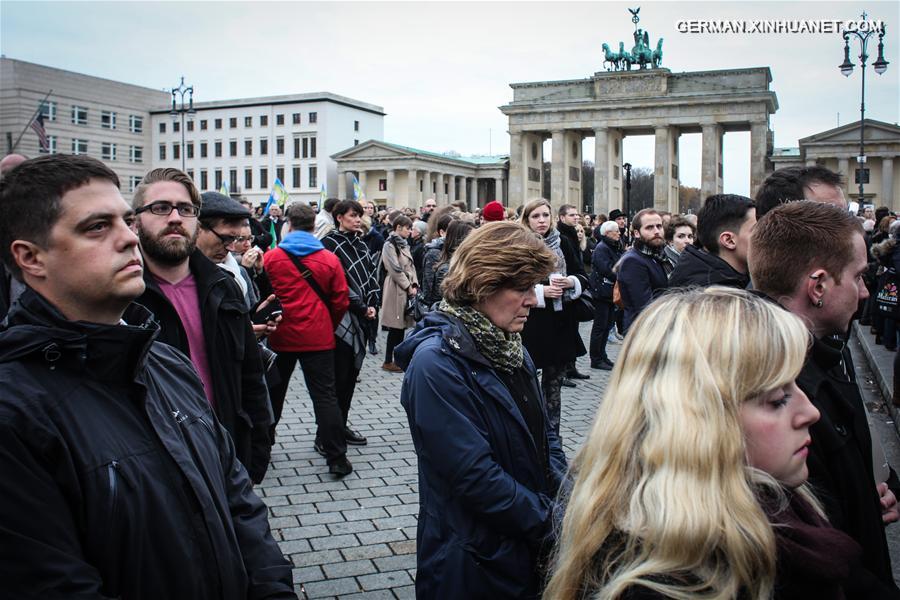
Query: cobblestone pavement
256 322 617 599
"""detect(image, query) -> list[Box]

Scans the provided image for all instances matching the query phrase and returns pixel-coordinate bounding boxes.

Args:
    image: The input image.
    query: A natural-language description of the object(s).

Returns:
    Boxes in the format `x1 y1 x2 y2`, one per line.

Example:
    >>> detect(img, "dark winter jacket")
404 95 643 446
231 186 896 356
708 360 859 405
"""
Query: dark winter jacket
135 250 272 484
667 244 751 290
322 229 380 309
590 236 624 301
617 244 668 330
265 231 349 353
796 335 900 598
0 289 296 600
395 311 568 599
421 238 445 305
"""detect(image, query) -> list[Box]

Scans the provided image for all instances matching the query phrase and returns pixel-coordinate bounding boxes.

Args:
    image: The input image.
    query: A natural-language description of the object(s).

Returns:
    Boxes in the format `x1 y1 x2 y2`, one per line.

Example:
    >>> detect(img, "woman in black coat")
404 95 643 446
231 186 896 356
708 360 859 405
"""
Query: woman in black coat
520 199 588 439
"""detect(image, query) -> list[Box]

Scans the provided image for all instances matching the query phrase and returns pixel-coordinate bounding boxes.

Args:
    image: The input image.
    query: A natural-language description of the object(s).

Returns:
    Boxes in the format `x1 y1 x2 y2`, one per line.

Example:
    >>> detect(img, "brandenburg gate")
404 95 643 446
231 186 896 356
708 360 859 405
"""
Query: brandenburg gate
501 66 778 213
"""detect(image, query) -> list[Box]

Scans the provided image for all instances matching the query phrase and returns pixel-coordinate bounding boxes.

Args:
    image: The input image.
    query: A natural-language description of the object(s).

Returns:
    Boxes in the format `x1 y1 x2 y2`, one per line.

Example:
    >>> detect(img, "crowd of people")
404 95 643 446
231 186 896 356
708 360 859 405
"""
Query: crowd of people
1 151 899 598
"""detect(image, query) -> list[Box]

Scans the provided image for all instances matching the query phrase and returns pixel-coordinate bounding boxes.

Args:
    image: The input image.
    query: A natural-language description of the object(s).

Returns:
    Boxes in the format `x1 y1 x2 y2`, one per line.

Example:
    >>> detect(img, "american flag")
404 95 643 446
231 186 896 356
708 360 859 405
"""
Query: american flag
30 112 49 152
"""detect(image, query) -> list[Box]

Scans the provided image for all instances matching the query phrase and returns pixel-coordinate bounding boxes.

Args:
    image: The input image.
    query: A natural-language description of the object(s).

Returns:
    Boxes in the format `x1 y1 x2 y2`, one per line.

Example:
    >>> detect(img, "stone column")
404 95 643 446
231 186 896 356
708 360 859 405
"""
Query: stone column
407 168 418 210
551 130 565 211
883 158 895 211
337 170 347 199
421 171 431 204
433 173 443 204
701 123 723 201
386 169 396 206
593 128 609 215
449 175 457 203
653 126 670 210
470 177 479 208
495 177 504 204
838 158 850 184
750 122 768 199
508 132 524 207
357 170 368 200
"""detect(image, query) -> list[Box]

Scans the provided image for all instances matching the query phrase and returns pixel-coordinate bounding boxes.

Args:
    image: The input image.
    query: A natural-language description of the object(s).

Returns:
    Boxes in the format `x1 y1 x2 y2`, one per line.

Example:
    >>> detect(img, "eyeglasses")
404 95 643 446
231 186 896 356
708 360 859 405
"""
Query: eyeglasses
207 229 251 247
135 201 200 218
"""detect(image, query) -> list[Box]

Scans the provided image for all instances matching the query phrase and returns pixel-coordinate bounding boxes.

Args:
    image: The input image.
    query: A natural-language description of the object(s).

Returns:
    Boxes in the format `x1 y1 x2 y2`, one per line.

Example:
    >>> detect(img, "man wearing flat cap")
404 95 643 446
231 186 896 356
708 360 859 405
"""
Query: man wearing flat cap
133 169 273 483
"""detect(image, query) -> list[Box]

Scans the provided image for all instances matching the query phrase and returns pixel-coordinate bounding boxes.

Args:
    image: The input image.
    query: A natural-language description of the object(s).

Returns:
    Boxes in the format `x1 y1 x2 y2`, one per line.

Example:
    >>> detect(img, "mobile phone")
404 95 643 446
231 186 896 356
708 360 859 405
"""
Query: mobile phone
252 298 283 324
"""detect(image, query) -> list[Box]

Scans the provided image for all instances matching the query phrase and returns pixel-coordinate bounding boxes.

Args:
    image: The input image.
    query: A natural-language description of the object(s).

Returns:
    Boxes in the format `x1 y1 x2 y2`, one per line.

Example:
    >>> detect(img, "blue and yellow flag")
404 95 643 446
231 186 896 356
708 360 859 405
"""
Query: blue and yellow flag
320 184 327 208
351 174 364 201
273 178 289 208
219 181 229 196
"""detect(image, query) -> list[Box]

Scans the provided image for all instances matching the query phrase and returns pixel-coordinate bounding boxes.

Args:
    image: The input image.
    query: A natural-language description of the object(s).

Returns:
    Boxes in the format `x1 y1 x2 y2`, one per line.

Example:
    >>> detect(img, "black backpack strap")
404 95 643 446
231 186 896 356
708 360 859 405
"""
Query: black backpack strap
286 253 329 307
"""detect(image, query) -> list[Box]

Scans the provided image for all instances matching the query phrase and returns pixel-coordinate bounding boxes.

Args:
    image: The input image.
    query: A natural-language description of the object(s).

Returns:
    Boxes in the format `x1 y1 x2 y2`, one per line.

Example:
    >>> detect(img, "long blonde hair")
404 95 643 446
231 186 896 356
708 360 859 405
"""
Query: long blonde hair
545 287 813 600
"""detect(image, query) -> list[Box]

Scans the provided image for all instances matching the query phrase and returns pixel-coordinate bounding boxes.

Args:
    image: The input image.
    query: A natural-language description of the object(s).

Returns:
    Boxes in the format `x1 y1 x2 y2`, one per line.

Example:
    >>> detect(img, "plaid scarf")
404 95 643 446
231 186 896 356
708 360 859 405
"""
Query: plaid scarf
440 300 524 373
322 229 380 307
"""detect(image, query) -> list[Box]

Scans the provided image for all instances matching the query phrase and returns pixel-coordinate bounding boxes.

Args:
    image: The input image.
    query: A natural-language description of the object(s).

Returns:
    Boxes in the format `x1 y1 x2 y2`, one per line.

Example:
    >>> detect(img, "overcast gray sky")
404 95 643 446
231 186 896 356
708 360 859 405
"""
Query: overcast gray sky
2 0 898 195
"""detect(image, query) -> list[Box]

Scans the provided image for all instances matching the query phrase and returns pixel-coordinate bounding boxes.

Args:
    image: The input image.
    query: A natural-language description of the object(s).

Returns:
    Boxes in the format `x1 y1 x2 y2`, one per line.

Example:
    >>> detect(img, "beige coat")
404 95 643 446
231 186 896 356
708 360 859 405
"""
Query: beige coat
380 236 418 329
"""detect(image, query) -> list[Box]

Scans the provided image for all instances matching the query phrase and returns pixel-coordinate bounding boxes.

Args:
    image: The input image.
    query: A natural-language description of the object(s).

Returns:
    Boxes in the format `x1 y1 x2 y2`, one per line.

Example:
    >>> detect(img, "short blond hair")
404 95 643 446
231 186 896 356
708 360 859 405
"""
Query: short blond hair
442 222 556 305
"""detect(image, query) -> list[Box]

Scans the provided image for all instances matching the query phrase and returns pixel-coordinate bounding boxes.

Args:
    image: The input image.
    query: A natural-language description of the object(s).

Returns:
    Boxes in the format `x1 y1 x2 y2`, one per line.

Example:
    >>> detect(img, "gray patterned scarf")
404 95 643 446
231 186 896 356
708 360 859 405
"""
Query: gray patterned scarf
439 300 524 373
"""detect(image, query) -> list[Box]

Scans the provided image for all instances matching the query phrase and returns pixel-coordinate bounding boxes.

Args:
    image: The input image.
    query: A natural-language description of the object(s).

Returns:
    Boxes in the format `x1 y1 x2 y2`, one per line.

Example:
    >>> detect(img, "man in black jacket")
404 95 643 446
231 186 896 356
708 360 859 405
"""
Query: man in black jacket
751 200 900 598
617 209 668 332
589 220 624 370
133 168 273 484
668 194 755 290
557 204 590 383
0 154 295 599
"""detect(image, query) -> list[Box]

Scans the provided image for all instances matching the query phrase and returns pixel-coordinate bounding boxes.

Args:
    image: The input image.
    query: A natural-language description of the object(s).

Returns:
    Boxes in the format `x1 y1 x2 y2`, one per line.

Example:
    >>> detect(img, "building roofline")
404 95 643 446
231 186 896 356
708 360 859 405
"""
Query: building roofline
1 56 170 96
150 92 385 116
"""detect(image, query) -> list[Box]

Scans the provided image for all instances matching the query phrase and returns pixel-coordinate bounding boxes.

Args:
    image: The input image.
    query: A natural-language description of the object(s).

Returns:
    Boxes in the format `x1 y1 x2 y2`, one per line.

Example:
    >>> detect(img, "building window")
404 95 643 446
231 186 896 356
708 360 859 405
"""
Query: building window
293 137 300 159
159 144 166 160
72 139 88 155
100 110 116 129
276 166 284 184
229 117 237 129
354 120 359 131
229 169 238 191
72 106 88 125
40 101 57 121
308 112 317 124
276 136 284 155
130 145 143 163
214 169 223 190
301 138 308 159
200 142 208 158
276 114 284 125
354 139 359 146
244 116 252 127
173 121 180 133
186 142 194 159
200 170 208 190
187 120 194 132
260 115 268 127
260 138 268 155
129 176 142 193
308 165 317 188
245 168 253 189
159 122 166 134
186 169 194 181
129 115 143 133
310 137 317 158
379 179 387 191
214 118 222 130
244 139 252 156
214 141 222 158
229 140 237 157
40 136 57 154
292 113 301 124
200 119 208 130
101 142 117 161
292 166 301 188
172 143 180 160
260 168 268 189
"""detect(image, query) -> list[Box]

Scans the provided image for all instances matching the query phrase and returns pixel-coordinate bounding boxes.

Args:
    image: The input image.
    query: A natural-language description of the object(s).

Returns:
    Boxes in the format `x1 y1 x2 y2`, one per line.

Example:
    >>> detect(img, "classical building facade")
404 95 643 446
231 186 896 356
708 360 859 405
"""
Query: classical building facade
501 67 778 213
770 119 899 210
0 57 168 195
151 93 384 206
331 140 508 210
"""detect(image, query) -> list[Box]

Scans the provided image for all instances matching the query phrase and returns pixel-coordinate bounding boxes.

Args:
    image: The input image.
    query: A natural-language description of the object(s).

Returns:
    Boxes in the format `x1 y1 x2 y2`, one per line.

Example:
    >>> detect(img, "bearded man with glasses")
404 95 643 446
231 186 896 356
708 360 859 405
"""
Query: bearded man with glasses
133 169 274 484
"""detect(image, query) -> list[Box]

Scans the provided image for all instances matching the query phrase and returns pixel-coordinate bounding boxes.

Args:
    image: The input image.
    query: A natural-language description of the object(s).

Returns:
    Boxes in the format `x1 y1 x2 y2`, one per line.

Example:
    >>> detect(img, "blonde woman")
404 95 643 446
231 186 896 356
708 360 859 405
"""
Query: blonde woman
546 287 862 600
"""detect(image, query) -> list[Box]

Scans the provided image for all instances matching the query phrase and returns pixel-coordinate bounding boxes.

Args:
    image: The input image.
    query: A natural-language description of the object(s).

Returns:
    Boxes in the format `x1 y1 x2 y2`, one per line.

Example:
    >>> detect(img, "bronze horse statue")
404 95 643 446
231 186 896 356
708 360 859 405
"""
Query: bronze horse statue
651 38 664 68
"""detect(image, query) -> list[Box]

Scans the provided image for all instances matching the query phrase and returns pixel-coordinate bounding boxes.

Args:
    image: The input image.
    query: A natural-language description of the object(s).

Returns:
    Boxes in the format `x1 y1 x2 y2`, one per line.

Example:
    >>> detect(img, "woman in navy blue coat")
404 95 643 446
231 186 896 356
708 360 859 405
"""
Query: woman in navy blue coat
395 222 569 599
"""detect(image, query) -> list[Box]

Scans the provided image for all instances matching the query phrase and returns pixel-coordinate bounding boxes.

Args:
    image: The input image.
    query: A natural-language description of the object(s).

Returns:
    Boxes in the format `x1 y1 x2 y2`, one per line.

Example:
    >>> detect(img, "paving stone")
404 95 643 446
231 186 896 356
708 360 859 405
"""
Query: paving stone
373 554 417 572
321 558 377 578
341 543 394 561
327 519 376 535
291 565 324 584
358 570 414 590
310 533 360 551
302 576 362 598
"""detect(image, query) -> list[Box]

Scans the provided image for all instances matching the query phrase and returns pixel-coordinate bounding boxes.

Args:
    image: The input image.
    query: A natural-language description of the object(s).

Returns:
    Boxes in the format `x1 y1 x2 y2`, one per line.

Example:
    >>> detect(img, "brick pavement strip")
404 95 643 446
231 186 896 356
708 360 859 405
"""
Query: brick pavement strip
258 323 610 598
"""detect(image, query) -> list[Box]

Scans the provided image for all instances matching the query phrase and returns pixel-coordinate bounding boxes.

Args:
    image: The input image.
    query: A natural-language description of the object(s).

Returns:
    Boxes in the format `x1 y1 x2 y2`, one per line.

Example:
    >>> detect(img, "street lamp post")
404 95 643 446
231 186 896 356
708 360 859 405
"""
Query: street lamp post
170 76 195 173
839 13 889 206
623 162 633 218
